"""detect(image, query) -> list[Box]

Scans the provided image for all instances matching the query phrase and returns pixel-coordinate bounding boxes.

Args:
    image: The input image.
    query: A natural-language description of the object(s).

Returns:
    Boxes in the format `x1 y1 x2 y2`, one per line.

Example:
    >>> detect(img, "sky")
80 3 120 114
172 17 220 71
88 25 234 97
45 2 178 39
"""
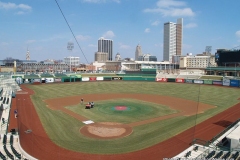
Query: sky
0 0 240 64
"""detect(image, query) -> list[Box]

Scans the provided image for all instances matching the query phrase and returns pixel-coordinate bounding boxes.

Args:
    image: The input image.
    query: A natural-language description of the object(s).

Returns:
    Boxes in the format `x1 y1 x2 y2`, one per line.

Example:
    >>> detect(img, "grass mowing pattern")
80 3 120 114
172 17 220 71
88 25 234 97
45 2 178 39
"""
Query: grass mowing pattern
26 82 240 154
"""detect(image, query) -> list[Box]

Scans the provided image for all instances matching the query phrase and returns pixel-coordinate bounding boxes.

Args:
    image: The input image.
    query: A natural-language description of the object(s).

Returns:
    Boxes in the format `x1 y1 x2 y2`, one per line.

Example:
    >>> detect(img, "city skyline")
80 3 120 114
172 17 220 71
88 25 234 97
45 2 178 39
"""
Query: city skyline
1 0 240 64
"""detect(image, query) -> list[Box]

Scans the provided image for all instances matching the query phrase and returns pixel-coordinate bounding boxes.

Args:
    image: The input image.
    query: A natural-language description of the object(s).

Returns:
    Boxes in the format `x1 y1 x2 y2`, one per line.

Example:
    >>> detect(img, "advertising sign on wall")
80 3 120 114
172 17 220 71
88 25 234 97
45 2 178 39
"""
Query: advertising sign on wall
82 77 89 82
185 79 193 83
193 80 204 84
112 77 122 80
203 80 213 85
222 79 230 86
156 78 167 82
45 78 54 83
54 78 62 82
96 77 104 81
230 79 239 87
212 80 222 85
41 78 46 83
175 78 185 83
89 77 97 81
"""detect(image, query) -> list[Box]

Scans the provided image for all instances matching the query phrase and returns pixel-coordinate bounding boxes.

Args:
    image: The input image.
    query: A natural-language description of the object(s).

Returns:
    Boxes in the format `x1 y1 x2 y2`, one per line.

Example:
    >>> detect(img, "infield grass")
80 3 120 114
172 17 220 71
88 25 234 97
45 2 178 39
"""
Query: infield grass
26 81 240 154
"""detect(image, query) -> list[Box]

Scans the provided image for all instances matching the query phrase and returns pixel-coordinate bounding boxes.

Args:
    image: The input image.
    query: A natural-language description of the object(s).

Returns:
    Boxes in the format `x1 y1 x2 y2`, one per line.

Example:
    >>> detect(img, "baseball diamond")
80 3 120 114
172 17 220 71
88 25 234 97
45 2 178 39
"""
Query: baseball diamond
11 81 240 160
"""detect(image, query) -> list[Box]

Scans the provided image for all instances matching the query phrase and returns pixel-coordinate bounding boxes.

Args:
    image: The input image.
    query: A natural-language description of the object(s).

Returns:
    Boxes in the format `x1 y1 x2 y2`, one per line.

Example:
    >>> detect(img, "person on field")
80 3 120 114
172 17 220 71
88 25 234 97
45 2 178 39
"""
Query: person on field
80 98 84 105
91 102 94 108
14 109 18 118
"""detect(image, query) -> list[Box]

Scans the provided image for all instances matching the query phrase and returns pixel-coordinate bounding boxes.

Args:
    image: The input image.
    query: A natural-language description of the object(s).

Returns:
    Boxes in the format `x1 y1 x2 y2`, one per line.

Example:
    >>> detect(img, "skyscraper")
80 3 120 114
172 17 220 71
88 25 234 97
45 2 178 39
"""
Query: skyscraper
135 44 142 60
163 18 183 62
98 37 113 61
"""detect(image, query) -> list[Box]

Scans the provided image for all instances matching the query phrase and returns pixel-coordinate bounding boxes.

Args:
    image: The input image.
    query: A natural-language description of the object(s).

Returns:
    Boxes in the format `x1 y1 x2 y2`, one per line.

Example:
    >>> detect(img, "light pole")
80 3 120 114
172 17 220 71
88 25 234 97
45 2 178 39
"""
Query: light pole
67 42 74 72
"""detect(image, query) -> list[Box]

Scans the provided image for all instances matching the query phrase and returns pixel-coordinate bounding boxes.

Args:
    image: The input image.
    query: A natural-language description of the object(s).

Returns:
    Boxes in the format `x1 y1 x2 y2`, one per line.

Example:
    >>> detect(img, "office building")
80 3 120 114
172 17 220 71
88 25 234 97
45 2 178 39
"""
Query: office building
64 56 80 71
98 37 113 61
94 52 108 62
135 44 142 60
163 18 183 62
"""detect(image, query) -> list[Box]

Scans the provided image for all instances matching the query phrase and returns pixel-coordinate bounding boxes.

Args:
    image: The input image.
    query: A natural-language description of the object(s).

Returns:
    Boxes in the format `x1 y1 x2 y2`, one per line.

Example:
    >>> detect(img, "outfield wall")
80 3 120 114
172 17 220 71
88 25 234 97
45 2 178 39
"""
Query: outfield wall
156 77 240 88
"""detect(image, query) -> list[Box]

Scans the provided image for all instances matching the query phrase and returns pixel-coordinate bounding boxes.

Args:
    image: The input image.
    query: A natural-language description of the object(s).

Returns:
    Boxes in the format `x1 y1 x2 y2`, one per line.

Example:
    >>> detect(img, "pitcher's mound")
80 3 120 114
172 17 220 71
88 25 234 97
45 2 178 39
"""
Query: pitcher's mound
80 122 132 139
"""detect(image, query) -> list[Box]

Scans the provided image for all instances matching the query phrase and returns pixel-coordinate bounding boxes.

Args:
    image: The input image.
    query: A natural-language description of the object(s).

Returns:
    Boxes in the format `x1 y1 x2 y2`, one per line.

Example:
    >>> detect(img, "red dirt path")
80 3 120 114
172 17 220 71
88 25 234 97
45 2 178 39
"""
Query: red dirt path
8 85 240 160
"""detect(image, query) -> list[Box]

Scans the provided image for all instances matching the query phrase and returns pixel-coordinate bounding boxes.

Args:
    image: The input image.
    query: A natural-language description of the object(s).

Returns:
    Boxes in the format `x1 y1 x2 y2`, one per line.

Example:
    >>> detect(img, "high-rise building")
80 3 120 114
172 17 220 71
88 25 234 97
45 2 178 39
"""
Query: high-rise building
163 18 183 62
98 37 113 61
135 44 142 60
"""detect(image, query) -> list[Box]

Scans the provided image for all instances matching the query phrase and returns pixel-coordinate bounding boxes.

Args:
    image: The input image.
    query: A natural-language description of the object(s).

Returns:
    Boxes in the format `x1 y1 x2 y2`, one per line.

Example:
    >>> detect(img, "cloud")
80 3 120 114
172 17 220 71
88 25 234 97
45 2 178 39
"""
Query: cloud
119 43 130 49
185 23 197 28
76 35 91 41
26 40 36 44
82 0 120 3
102 30 115 39
144 28 150 33
144 0 195 17
236 30 240 38
0 1 31 10
88 44 97 47
156 0 186 8
0 1 32 14
151 21 160 26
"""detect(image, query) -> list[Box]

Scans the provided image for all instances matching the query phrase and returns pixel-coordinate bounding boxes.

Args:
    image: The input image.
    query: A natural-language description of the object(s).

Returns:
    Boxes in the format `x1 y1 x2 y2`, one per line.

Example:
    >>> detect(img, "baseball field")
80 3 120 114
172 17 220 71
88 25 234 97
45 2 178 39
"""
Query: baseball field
17 81 240 159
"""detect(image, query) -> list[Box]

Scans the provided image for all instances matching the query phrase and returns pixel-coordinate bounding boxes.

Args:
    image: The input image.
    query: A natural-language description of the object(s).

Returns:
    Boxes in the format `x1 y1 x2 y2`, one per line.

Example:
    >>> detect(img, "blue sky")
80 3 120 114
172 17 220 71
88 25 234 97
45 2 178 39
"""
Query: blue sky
0 0 240 64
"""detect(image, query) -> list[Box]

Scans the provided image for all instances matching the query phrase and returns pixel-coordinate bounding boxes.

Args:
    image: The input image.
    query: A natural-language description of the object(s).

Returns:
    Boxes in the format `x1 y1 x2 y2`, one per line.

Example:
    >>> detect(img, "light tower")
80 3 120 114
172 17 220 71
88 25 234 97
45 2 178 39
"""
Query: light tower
67 42 74 72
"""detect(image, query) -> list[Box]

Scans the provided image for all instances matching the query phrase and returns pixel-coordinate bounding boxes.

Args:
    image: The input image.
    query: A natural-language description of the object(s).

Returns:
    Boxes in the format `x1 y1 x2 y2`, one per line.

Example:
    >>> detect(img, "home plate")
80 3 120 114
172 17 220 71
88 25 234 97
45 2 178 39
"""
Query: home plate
83 120 94 124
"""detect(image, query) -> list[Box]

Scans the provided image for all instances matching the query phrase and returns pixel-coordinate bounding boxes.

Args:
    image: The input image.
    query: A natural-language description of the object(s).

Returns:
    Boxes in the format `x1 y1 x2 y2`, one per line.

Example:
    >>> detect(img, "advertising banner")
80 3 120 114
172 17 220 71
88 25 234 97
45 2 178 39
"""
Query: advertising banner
41 78 46 83
89 77 97 81
194 80 204 84
203 80 212 85
222 79 230 86
156 78 167 82
230 79 239 87
175 78 185 83
185 79 193 83
112 77 122 80
96 77 104 81
54 78 62 83
167 78 175 82
45 78 54 83
212 80 222 85
82 77 89 82
32 78 41 84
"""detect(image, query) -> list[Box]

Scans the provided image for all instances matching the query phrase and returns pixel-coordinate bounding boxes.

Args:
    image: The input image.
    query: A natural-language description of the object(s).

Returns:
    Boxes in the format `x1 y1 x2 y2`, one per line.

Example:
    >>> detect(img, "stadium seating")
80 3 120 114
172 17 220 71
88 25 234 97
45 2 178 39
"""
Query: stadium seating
205 150 215 159
3 145 14 160
231 152 239 159
11 145 22 159
213 151 223 159
2 134 7 145
222 151 231 159
0 151 6 160
10 134 13 145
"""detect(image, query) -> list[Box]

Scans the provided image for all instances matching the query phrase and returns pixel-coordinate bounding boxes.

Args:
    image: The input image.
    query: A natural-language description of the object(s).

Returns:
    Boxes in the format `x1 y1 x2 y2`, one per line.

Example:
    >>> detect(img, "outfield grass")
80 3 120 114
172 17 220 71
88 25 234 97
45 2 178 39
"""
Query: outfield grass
26 82 240 154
